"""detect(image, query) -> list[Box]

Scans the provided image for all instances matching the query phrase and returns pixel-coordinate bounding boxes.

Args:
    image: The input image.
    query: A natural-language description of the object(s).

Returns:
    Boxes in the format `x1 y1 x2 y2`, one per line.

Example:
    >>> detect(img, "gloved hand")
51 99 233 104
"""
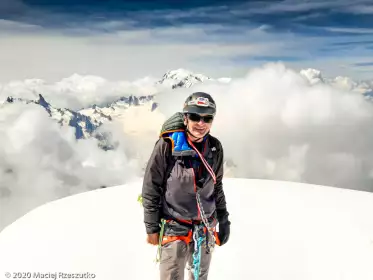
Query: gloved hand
217 220 230 246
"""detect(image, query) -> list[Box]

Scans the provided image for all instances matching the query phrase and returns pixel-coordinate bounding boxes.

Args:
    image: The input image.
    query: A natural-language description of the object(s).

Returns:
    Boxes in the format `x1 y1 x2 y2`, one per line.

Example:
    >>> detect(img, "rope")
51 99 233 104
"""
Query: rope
187 134 217 280
192 224 205 280
187 135 216 252
186 137 216 184
196 192 216 252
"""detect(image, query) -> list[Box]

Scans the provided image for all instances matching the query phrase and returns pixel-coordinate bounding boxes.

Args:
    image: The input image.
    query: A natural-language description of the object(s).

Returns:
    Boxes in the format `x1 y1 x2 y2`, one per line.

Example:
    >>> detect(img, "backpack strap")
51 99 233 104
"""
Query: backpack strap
164 142 177 188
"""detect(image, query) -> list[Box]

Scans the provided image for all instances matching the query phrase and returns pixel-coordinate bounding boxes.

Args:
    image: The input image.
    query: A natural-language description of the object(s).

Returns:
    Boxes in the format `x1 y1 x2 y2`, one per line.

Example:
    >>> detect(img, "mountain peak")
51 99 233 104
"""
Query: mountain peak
158 68 211 89
36 94 51 115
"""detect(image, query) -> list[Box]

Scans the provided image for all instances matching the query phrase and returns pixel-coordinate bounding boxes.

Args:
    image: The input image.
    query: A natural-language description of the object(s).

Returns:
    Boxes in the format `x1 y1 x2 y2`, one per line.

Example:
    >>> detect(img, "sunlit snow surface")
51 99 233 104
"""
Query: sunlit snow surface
1 178 373 280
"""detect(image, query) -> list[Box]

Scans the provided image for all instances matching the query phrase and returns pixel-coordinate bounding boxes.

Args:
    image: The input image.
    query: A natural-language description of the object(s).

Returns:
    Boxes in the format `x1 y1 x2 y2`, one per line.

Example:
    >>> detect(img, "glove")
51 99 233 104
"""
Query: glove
215 208 230 246
217 220 230 246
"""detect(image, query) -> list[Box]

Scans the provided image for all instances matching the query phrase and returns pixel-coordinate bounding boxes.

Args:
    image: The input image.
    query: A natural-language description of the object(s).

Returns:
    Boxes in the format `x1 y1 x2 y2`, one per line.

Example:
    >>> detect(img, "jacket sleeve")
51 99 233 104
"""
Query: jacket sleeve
142 138 170 234
214 140 230 224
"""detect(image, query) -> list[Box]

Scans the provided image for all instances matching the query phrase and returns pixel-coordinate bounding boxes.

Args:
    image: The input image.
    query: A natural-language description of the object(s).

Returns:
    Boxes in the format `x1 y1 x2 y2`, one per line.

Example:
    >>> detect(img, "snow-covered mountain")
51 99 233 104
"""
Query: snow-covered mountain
157 68 232 89
79 95 155 127
157 68 212 89
4 94 99 140
1 178 373 279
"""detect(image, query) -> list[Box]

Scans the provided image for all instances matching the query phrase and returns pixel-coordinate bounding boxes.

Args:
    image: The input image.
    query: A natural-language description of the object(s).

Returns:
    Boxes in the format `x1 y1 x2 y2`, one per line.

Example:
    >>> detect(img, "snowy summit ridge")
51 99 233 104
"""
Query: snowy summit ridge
1 178 373 280
158 68 212 89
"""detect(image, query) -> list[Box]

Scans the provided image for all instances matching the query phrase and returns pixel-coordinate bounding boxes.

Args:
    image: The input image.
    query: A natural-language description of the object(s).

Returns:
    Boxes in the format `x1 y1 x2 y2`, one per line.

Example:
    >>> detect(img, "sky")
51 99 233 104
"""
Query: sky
1 178 373 279
0 0 373 82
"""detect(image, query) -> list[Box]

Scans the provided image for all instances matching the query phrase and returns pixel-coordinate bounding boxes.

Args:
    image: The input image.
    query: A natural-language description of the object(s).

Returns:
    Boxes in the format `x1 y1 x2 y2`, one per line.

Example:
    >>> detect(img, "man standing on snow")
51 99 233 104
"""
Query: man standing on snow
142 92 231 280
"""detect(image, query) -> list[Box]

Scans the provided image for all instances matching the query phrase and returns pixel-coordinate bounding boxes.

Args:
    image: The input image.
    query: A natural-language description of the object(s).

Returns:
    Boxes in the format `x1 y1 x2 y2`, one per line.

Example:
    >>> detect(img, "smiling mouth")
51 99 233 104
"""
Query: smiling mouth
195 128 205 133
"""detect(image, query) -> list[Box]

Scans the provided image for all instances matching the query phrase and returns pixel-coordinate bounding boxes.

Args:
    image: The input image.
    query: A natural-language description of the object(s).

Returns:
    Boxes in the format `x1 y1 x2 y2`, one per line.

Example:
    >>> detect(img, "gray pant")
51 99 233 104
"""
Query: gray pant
159 240 213 280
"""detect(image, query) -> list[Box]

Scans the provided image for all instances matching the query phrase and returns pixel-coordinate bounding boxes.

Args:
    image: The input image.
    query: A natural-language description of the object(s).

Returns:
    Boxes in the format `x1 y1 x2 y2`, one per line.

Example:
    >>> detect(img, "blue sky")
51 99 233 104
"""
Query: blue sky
0 0 373 82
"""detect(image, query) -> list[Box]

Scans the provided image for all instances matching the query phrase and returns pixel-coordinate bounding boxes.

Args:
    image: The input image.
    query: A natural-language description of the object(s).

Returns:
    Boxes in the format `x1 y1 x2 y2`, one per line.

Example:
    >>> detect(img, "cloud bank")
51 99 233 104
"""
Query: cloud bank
154 64 373 192
2 63 373 232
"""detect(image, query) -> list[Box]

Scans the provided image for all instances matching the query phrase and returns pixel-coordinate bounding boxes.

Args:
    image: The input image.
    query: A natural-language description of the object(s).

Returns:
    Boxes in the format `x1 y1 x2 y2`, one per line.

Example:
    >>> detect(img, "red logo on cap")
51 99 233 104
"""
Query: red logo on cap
196 97 208 106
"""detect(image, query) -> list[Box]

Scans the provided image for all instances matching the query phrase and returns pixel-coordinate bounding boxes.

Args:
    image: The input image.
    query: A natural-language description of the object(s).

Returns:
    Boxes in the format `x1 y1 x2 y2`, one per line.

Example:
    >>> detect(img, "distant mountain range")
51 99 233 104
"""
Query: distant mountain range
1 68 373 150
0 69 219 150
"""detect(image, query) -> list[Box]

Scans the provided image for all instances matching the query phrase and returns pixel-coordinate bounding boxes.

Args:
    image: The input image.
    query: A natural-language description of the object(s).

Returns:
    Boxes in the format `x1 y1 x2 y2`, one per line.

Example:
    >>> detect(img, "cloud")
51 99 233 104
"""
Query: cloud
0 101 143 230
250 56 304 62
353 62 373 67
0 19 42 33
329 40 373 46
323 27 373 34
1 17 371 86
228 0 369 15
0 0 27 14
2 0 373 82
344 5 373 14
154 63 373 193
0 74 161 110
2 63 373 232
0 24 279 83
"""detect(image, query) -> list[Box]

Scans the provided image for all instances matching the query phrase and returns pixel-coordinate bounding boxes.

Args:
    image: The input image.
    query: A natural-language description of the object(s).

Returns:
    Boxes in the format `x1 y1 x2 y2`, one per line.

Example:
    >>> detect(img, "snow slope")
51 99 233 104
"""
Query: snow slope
1 178 373 280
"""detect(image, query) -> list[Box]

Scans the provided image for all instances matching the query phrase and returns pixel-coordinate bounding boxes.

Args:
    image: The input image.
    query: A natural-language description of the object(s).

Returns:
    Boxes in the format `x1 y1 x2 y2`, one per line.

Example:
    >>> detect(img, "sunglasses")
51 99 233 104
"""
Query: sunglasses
187 113 214 123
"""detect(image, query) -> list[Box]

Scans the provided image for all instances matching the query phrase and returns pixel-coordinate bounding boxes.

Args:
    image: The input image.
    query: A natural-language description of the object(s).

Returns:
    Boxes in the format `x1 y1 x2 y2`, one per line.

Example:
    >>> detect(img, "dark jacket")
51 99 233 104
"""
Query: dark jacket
142 133 229 234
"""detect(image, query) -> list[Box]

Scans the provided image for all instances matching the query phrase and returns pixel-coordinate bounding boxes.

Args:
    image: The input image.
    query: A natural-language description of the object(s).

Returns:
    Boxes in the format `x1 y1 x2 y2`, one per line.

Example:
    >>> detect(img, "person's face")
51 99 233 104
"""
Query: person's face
184 113 214 142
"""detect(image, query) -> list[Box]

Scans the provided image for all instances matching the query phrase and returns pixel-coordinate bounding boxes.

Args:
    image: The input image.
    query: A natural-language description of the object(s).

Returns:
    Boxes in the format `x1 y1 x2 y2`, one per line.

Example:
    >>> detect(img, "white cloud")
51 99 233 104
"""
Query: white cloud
323 27 373 34
1 14 373 83
343 5 373 14
0 72 162 110
0 102 140 230
0 28 272 84
153 63 373 191
2 62 373 232
0 19 42 32
230 0 368 14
